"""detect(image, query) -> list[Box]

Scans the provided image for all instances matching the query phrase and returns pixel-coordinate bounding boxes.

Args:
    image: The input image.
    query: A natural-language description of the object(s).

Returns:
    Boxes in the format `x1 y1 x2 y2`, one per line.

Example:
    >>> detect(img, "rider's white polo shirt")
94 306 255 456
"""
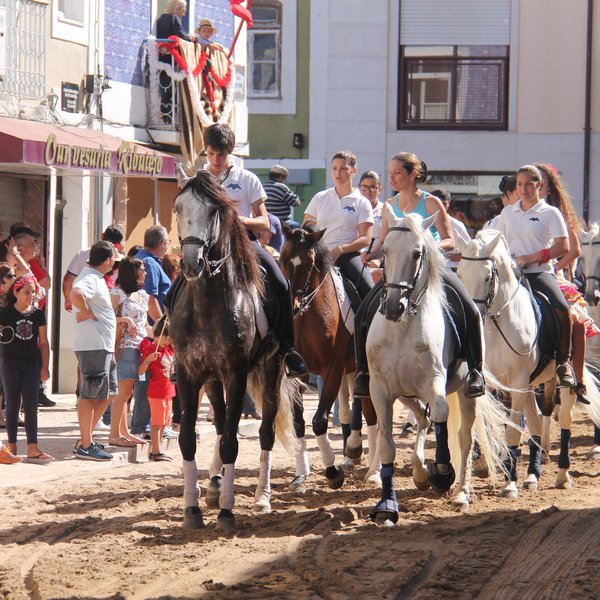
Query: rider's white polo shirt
205 163 266 218
496 199 568 273
305 187 373 251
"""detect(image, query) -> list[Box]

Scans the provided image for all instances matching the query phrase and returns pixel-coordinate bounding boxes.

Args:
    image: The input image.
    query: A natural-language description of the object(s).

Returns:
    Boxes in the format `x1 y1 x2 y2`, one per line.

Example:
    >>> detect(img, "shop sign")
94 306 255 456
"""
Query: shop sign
44 134 164 176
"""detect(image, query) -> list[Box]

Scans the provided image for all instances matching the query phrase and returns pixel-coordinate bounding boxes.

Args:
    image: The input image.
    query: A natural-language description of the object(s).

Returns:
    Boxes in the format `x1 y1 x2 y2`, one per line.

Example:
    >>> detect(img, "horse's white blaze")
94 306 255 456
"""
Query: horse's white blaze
289 256 301 267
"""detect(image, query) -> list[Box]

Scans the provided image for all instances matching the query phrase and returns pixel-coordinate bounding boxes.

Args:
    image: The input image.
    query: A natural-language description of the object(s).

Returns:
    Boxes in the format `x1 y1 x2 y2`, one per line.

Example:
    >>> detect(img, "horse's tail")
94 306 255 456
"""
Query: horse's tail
274 377 301 451
582 364 600 427
473 391 513 484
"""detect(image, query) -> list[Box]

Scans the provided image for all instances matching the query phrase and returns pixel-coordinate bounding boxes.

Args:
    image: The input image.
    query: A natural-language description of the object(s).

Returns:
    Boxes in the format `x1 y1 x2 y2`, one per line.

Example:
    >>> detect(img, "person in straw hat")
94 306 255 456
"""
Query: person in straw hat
195 18 225 53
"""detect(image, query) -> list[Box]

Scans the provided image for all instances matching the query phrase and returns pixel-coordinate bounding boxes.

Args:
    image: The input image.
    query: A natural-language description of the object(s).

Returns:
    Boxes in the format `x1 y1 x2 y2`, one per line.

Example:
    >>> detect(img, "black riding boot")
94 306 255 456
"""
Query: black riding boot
353 281 384 399
278 286 308 379
554 307 575 388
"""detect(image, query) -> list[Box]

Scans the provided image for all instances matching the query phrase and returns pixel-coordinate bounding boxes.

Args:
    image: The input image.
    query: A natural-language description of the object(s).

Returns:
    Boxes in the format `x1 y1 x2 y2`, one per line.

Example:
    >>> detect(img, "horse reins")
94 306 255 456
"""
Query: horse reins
179 235 231 278
461 254 540 356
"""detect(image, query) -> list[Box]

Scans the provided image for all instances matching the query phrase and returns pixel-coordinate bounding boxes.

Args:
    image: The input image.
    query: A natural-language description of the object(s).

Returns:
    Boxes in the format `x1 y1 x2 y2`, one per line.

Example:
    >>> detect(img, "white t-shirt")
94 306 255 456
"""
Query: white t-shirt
447 216 471 269
305 187 374 250
496 199 568 273
207 163 266 218
66 248 91 277
72 266 116 351
371 200 384 241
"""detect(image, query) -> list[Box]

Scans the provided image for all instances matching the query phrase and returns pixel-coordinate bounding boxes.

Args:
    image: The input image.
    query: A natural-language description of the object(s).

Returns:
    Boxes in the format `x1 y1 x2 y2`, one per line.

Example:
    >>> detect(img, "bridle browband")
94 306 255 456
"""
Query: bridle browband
381 226 429 319
461 253 540 356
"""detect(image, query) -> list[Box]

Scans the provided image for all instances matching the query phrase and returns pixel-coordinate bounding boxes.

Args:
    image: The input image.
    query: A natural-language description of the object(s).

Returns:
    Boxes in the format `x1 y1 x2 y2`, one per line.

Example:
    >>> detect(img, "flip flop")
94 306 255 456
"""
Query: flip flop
25 452 54 464
108 436 137 448
126 435 147 445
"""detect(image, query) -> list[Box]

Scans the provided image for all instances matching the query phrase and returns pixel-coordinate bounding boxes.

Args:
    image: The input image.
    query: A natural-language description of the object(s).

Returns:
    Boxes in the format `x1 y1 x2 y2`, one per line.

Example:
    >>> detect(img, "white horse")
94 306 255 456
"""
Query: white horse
367 207 509 524
458 230 600 496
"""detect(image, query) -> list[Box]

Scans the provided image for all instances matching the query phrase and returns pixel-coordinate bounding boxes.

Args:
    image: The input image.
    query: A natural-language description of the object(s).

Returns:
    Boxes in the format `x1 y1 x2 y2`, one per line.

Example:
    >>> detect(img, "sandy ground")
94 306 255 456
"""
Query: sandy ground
2 393 600 600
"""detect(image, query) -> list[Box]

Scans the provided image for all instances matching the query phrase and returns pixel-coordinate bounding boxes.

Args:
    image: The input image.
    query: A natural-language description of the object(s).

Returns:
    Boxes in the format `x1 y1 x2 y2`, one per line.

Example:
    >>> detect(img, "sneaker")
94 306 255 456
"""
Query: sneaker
38 392 56 407
94 421 111 431
163 427 179 439
73 440 106 454
75 443 113 461
149 452 172 462
399 422 415 437
143 432 152 441
0 445 22 464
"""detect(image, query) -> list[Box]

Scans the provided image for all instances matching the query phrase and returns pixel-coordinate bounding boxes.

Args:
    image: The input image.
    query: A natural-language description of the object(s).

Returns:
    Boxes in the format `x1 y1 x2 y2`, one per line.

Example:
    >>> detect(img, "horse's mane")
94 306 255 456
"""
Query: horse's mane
403 213 449 306
182 171 264 297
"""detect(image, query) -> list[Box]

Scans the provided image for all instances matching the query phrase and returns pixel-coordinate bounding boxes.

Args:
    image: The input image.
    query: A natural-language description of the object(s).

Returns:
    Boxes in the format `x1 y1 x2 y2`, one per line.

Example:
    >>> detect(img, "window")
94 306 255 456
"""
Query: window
248 3 281 98
399 46 509 130
58 0 83 25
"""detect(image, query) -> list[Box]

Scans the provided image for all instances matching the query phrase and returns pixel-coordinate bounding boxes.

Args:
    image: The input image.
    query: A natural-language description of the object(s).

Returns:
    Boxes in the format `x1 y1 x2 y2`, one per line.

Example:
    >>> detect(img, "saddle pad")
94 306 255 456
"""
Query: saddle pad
331 268 355 335
253 288 269 340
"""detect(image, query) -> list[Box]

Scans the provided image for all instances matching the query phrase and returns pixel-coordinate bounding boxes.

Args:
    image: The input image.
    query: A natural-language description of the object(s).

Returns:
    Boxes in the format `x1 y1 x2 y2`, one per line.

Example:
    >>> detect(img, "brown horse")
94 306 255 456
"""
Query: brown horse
280 224 379 488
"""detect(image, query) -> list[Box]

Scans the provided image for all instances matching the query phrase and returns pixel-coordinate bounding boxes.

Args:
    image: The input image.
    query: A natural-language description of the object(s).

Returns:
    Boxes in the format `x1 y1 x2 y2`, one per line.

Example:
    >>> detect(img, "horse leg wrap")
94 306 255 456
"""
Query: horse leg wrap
255 450 272 501
316 433 336 468
221 463 235 511
209 434 223 479
182 459 201 507
595 426 600 447
527 435 543 479
370 463 399 522
351 398 363 430
558 428 571 469
295 436 311 478
341 423 351 453
433 421 451 465
504 445 519 482
427 462 456 494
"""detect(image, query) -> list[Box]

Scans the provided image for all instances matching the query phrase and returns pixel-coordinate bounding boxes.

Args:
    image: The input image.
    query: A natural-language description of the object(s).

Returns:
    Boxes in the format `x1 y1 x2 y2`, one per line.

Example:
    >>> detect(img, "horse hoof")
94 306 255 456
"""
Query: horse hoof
345 443 363 460
254 495 272 514
428 463 455 494
182 506 205 529
452 491 470 512
586 446 600 460
289 475 308 493
523 474 539 491
365 472 382 488
556 470 573 489
205 475 221 509
501 482 519 499
370 500 399 526
216 509 236 531
325 465 345 490
413 476 431 491
340 456 355 470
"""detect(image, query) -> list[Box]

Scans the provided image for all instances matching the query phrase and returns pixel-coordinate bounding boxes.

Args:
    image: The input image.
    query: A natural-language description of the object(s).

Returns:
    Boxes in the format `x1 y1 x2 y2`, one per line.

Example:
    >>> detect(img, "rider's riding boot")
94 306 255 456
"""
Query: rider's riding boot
554 308 575 388
279 287 308 379
575 383 590 405
352 284 382 400
465 368 485 398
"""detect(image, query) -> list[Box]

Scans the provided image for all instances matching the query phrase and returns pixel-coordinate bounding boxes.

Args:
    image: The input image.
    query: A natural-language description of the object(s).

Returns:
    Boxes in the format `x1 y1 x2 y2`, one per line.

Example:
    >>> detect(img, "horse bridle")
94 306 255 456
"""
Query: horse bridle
461 254 539 356
582 238 600 289
381 226 429 319
179 234 230 278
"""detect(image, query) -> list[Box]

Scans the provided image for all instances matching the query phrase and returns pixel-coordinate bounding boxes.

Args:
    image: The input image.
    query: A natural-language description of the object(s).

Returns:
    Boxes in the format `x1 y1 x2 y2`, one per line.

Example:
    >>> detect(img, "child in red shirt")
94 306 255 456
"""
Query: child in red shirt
138 318 176 461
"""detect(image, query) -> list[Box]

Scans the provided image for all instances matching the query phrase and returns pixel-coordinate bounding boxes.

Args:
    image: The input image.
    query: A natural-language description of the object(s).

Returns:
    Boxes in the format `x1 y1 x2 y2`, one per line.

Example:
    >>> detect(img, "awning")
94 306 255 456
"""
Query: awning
0 116 176 178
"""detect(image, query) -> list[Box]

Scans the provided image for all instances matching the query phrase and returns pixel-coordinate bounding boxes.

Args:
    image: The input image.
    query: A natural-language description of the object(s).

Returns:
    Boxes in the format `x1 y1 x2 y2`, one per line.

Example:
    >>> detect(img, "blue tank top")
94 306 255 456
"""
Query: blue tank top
392 191 440 241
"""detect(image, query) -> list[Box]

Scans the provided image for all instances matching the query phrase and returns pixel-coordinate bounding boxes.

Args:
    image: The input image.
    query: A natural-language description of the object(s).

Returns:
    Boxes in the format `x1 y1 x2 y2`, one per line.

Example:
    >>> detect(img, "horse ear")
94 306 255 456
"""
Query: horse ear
175 162 192 188
454 231 468 253
281 221 294 240
307 228 327 244
484 232 504 256
384 202 401 227
422 211 439 232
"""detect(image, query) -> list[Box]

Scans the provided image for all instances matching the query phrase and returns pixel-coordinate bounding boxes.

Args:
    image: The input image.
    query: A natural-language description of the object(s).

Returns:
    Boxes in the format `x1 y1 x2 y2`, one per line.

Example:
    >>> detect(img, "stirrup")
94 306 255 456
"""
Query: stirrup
284 351 308 379
555 362 575 388
353 372 371 399
464 369 485 398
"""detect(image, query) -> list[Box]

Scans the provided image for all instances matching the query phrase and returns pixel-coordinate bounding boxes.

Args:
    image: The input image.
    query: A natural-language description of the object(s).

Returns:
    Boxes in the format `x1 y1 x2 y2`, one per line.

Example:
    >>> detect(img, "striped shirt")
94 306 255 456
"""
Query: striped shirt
263 179 300 222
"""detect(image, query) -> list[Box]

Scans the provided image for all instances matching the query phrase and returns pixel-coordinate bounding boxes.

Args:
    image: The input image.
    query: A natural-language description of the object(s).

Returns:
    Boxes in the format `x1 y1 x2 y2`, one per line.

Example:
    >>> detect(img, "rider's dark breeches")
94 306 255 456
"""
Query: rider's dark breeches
335 252 374 302
354 270 484 374
256 244 296 352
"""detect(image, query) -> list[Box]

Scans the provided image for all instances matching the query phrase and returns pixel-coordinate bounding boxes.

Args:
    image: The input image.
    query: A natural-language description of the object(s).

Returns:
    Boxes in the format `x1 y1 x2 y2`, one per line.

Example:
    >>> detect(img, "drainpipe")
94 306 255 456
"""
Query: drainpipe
583 0 593 224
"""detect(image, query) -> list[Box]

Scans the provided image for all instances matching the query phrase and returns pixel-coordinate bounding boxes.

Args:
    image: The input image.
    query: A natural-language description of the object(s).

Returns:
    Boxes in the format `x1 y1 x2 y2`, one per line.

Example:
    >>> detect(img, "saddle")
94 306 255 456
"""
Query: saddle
527 289 560 383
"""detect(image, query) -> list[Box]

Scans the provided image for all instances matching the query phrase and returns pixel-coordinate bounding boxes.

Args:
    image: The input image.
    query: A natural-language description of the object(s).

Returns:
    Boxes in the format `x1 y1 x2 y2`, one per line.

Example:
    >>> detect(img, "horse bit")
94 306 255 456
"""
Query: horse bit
380 226 429 320
461 254 539 356
179 235 231 278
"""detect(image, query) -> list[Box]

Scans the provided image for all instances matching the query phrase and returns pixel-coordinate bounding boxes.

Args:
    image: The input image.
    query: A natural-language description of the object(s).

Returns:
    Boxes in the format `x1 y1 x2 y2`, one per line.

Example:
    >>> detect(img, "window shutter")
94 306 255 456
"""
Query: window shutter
400 0 511 46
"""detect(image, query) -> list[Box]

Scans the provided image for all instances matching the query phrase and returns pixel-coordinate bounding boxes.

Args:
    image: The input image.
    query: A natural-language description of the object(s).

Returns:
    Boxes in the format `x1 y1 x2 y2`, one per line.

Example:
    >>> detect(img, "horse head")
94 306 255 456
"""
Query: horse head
458 230 507 317
280 222 328 309
174 170 223 281
381 204 442 322
580 223 600 306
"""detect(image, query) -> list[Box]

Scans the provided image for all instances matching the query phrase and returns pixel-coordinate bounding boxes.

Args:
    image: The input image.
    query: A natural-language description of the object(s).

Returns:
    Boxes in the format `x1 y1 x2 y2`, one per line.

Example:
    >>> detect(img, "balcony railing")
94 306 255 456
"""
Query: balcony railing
0 0 46 100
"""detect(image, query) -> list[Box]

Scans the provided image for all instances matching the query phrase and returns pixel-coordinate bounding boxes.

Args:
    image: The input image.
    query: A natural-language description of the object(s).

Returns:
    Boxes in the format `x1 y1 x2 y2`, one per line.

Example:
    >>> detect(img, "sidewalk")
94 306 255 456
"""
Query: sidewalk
0 392 322 488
